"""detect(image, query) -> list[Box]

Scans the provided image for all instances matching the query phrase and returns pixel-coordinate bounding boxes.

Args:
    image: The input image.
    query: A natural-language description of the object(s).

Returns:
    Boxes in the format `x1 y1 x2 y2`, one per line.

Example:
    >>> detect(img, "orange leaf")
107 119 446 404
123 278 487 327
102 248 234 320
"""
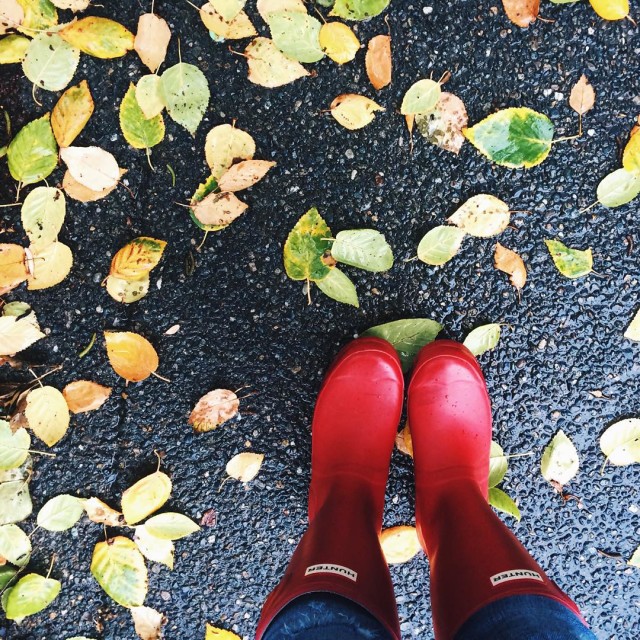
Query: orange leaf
501 0 539 27
191 192 248 228
217 160 276 192
365 35 391 91
63 380 112 413
569 75 595 116
134 13 171 73
494 243 527 290
109 237 167 281
0 244 29 296
104 331 159 382
189 389 239 433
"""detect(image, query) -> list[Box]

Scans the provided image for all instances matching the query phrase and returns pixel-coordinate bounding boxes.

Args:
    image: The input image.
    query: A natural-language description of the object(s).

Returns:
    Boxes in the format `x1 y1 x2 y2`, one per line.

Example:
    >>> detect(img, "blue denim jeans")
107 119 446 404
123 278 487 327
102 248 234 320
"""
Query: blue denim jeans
262 592 598 640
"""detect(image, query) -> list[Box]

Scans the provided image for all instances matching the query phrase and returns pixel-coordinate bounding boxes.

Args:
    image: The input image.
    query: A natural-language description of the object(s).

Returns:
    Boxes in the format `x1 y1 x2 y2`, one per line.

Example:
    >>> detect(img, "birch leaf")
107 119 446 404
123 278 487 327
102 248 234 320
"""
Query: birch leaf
62 380 111 414
189 389 239 433
267 11 323 63
24 385 70 446
569 75 595 116
217 159 275 192
316 267 359 307
200 4 256 39
415 92 468 154
544 239 593 279
136 75 165 120
501 0 539 27
20 186 67 253
489 441 508 488
144 512 200 540
0 34 30 62
104 331 159 382
0 480 32 525
50 0 89 10
0 523 31 565
204 124 255 179
37 494 84 531
330 229 393 272
330 93 384 130
0 0 23 34
121 472 172 525
4 573 61 620
365 34 391 90
7 114 58 185
0 243 29 295
105 275 150 304
245 37 309 88
119 83 165 150
494 242 527 290
380 526 421 564
131 606 166 640
22 31 79 91
133 525 174 569
319 22 359 64
83 497 124 527
622 128 640 173
589 0 629 20
15 0 57 34
0 422 30 471
205 626 242 640
210 0 246 21
51 80 94 148
62 169 123 202
134 13 170 73
190 191 248 230
60 146 120 191
0 313 44 356
257 0 305 21
90 537 148 608
463 324 501 356
417 226 466 266
160 62 209 135
401 79 441 116
488 487 521 520
226 452 264 482
330 0 390 21
448 194 510 237
624 309 640 341
596 168 640 208
541 429 579 486
283 207 332 282
27 241 73 290
58 17 134 58
600 418 640 467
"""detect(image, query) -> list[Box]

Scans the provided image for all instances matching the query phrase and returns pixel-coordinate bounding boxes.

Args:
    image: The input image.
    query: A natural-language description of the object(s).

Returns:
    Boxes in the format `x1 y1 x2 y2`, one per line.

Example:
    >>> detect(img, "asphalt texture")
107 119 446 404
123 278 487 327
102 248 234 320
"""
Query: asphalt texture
1 1 640 639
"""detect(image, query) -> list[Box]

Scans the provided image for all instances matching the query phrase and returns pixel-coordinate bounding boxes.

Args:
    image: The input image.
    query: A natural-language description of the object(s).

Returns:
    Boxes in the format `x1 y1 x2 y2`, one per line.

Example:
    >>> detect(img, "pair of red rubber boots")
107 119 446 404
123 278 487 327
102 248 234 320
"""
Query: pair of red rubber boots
256 338 582 639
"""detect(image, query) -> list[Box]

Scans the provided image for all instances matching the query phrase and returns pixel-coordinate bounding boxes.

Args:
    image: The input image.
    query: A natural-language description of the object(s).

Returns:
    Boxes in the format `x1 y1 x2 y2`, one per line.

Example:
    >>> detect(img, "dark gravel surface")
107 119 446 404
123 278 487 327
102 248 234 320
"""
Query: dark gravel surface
1 1 640 638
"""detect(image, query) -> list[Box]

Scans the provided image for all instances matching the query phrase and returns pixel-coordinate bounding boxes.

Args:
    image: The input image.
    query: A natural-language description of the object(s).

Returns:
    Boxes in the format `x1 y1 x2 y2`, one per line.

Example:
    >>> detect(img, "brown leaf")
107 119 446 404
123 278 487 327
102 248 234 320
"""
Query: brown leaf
494 243 527 290
395 423 413 457
501 0 539 27
569 74 595 116
200 508 217 527
191 192 248 227
131 605 167 640
415 92 468 154
84 496 125 526
63 380 112 414
217 159 276 192
365 34 391 90
189 389 239 433
134 13 171 73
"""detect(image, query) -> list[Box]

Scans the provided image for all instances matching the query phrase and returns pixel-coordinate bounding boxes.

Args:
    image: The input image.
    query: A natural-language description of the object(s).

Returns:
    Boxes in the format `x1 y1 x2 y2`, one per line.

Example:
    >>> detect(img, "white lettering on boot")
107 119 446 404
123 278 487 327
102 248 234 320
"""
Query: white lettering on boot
490 569 543 586
305 564 358 582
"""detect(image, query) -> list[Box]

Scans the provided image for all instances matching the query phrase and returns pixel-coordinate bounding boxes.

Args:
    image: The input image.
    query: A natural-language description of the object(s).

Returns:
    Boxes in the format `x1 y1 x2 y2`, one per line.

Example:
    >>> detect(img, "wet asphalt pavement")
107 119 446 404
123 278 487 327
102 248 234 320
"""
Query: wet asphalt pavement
1 0 640 638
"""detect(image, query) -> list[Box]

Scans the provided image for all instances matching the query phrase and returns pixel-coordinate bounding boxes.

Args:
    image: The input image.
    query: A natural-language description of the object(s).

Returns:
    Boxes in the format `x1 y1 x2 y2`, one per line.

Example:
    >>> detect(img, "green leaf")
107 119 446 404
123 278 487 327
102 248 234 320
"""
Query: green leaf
417 225 466 265
7 114 58 185
463 323 501 356
0 524 30 566
21 186 65 251
136 74 165 119
0 454 32 483
363 318 443 372
544 239 592 279
267 11 324 63
464 107 554 168
0 35 31 63
58 17 134 58
600 418 640 468
37 494 85 531
0 565 17 591
316 267 359 307
283 207 333 282
160 62 209 135
90 536 148 607
330 229 393 272
144 512 201 540
401 79 441 116
133 525 174 569
489 441 508 488
330 0 390 20
629 545 640 569
0 480 32 525
541 429 579 486
596 168 640 208
2 301 31 317
119 83 164 150
16 0 57 34
22 32 80 92
4 573 61 620
189 175 223 231
488 487 521 521
448 194 510 237
0 422 30 471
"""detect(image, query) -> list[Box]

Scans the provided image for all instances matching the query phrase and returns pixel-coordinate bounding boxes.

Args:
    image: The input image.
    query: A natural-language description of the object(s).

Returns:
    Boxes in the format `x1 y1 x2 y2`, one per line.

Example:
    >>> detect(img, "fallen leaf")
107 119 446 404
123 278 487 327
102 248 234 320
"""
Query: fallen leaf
204 124 255 180
205 624 242 640
596 168 640 208
62 380 111 414
283 207 333 282
21 187 65 253
569 74 595 116
27 242 73 290
133 525 174 569
4 573 61 620
589 0 629 20
489 441 508 488
415 92 468 154
600 418 640 468
160 62 210 135
22 32 80 92
109 237 167 281
62 169 123 202
210 0 246 21
200 4 257 40
51 80 94 148
0 34 30 63
59 17 135 58
105 275 150 304
545 239 593 279
24 385 70 447
448 194 511 237
131 606 167 640
330 93 385 130
316 267 359 307
104 331 159 382
217 159 276 192
401 79 441 116
134 13 171 73
395 423 413 457
0 312 44 356
0 0 24 35
488 487 521 520
37 494 84 531
257 0 305 21
380 526 421 564
136 74 165 119
622 126 640 173
319 22 359 64
0 523 31 565
463 324 501 356
0 477 32 525
121 471 172 524
541 429 579 486
417 226 466 266
625 309 640 341
7 114 58 186
60 146 121 191
84 497 125 527
501 0 539 27
119 83 165 150
226 452 264 482
15 0 58 34
494 242 527 290
0 243 29 295
189 389 240 433
50 0 90 11
164 324 180 336
365 34 391 90
266 10 324 63
245 37 309 88
0 422 30 471
330 229 393 272
190 191 248 229
144 512 200 540
330 0 390 21
629 545 640 569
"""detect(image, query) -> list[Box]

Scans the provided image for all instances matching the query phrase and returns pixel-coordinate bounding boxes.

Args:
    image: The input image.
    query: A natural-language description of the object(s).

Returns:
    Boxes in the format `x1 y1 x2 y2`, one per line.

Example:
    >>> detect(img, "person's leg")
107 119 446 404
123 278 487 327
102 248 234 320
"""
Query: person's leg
256 337 404 640
408 340 596 640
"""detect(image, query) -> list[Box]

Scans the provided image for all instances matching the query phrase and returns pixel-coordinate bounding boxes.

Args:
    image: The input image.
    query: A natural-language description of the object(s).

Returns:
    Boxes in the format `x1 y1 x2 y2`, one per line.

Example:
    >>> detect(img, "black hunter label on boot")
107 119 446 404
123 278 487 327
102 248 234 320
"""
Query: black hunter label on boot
490 569 543 586
305 564 358 581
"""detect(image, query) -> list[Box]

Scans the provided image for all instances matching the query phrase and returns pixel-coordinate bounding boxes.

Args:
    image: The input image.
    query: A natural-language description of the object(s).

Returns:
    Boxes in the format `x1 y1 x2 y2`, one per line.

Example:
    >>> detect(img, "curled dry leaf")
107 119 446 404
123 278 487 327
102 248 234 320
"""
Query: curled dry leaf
24 385 70 447
494 242 527 290
51 80 94 148
569 75 595 116
380 526 421 564
226 452 264 482
104 331 159 382
330 94 385 130
415 92 468 154
134 13 171 73
448 194 511 237
502 0 539 27
365 34 391 91
189 389 239 433
191 191 248 229
84 497 125 527
121 471 172 525
60 146 121 192
62 380 111 414
217 159 276 192
131 606 167 640
0 244 29 295
395 423 413 457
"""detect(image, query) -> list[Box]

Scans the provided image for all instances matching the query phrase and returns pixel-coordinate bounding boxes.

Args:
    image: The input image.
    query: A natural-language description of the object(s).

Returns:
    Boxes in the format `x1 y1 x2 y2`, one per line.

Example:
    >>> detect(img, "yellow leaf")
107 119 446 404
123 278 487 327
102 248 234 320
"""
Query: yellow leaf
0 244 29 296
189 389 239 433
104 331 159 382
84 497 125 526
190 192 248 229
623 129 640 174
365 34 391 90
134 13 171 73
60 146 121 191
24 385 70 447
121 471 172 525
217 159 276 192
109 237 167 281
59 17 135 58
133 524 174 568
245 37 309 88
494 242 527 290
51 80 94 148
330 94 385 130
380 525 422 564
136 75 165 119
448 194 510 237
200 4 256 39
569 74 595 116
106 275 150 304
319 22 359 65
204 124 255 180
226 452 264 482
131 606 166 640
62 380 111 414
256 0 305 22
27 242 73 290
205 624 242 640
62 168 123 202
0 312 44 356
589 0 629 20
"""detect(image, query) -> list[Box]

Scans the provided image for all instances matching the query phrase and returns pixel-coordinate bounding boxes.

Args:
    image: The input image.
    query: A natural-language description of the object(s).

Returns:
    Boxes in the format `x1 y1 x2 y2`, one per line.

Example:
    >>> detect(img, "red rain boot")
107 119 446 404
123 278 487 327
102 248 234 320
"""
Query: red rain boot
408 340 584 640
256 337 404 639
